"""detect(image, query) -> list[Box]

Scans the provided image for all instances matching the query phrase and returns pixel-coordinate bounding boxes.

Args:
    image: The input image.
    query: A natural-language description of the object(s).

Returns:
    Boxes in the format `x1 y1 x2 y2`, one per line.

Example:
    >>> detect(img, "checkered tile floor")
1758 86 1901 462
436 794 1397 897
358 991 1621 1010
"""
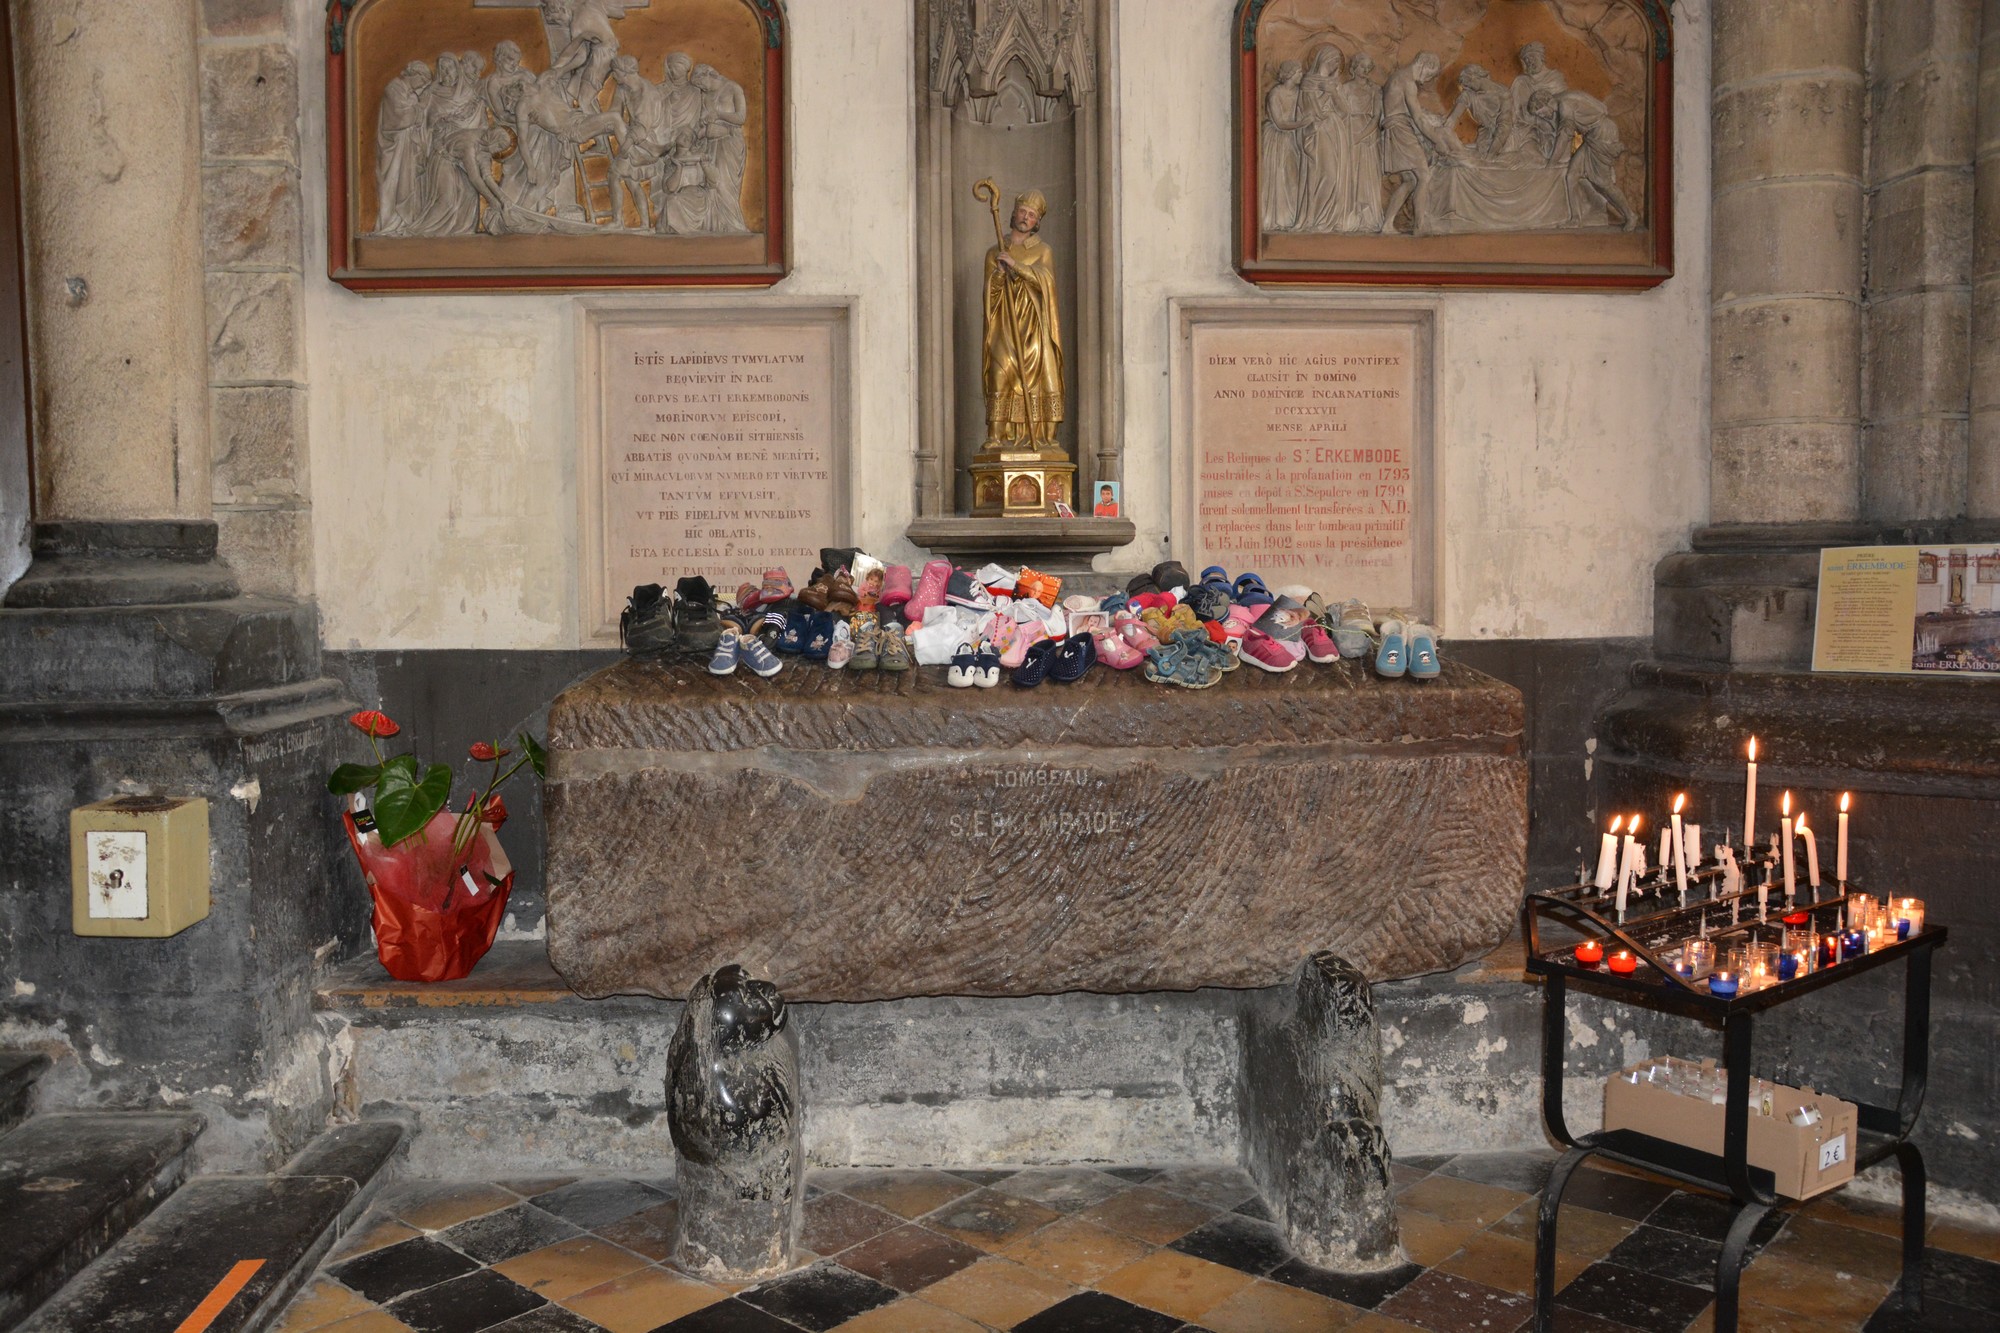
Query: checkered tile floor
273 1155 2000 1333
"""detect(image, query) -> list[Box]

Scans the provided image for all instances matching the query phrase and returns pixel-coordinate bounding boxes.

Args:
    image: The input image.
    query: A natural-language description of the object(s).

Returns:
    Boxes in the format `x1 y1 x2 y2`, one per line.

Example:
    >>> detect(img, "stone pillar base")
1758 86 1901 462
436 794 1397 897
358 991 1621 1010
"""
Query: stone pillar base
1240 953 1401 1273
4 521 239 609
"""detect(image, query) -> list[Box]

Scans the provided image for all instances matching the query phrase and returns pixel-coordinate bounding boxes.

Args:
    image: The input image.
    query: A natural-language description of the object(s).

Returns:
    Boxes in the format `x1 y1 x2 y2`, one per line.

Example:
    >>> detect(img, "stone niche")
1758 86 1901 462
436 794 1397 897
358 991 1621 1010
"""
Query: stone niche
544 660 1527 1001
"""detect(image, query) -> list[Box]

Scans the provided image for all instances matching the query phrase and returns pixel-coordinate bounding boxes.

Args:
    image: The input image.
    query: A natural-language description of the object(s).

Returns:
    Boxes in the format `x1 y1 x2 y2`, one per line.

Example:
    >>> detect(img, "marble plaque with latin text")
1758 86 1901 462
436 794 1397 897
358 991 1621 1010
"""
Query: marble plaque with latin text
582 305 851 641
1174 306 1434 614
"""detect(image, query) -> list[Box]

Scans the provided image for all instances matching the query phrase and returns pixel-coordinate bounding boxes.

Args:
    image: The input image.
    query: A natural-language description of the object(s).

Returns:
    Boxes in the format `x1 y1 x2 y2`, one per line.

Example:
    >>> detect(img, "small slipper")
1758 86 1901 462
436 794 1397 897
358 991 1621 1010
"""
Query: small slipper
1408 623 1441 680
1012 637 1059 687
1375 618 1408 679
947 640 982 688
973 639 1003 687
776 612 809 655
1050 634 1097 683
803 611 836 661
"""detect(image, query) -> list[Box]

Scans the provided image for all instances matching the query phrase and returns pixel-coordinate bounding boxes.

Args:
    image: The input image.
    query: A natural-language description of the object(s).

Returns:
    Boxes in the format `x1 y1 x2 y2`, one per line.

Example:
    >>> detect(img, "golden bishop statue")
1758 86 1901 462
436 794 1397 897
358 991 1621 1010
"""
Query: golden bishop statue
970 180 1077 517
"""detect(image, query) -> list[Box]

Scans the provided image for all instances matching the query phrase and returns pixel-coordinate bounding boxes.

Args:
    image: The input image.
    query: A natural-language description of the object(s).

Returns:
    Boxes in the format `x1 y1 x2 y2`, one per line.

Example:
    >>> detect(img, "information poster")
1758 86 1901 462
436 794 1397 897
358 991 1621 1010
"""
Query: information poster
584 311 848 641
1182 315 1431 612
1813 545 2000 675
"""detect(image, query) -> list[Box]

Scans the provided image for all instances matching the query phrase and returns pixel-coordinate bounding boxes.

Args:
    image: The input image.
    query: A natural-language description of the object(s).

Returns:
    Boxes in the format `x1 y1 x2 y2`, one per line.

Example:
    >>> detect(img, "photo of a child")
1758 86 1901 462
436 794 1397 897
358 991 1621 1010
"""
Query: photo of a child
1093 482 1121 518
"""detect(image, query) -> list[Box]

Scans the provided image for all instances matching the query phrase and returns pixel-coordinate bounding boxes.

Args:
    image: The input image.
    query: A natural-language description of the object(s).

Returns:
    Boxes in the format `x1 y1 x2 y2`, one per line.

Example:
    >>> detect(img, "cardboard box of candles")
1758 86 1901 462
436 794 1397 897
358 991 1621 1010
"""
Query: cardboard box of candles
1603 1056 1858 1199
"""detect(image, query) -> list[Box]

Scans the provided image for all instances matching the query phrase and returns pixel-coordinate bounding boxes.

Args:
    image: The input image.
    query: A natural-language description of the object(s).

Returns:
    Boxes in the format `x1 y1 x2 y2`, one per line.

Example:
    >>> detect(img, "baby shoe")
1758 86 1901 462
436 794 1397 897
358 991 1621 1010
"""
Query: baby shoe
1143 641 1221 689
776 608 809 654
827 620 854 670
878 621 913 673
1198 565 1233 596
1001 620 1049 670
1375 618 1408 679
947 641 983 688
1093 625 1146 669
706 630 741 676
735 582 762 612
1232 573 1275 607
1012 637 1059 687
974 640 1002 687
739 634 783 678
759 568 794 605
880 564 913 607
802 611 836 661
798 569 835 611
1302 619 1340 664
1241 628 1298 673
974 562 1017 594
1126 571 1160 597
1334 599 1376 659
1050 634 1097 683
849 615 881 670
1408 623 1441 680
1172 627 1237 674
826 571 859 615
1115 609 1161 652
1184 585 1231 623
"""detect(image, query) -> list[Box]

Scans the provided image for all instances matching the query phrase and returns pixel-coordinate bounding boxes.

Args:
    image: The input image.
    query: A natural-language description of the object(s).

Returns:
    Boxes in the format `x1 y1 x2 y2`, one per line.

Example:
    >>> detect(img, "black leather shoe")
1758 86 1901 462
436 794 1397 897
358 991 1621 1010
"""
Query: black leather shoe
621 584 676 655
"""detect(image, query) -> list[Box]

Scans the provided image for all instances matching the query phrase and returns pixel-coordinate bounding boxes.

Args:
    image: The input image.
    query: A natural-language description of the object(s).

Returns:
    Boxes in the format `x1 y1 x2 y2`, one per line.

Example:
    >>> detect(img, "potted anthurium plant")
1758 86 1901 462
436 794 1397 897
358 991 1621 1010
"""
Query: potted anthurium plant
329 710 547 983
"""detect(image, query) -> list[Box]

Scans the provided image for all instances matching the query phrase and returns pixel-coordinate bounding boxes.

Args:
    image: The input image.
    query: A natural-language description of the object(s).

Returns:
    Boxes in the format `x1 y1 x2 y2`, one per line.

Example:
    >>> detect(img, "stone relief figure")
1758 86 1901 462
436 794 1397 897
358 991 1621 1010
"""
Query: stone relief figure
1533 87 1638 230
1378 53 1457 235
1445 65 1509 160
1328 51 1384 232
1294 46 1348 233
1259 60 1310 233
982 189 1065 452
372 60 432 237
363 1 756 240
1500 43 1567 160
667 964 803 1279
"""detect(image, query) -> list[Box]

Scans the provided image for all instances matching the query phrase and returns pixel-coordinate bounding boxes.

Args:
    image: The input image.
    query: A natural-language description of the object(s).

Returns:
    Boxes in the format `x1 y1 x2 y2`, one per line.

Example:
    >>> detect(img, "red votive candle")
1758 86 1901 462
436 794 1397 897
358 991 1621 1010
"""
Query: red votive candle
1575 940 1605 967
1607 950 1638 975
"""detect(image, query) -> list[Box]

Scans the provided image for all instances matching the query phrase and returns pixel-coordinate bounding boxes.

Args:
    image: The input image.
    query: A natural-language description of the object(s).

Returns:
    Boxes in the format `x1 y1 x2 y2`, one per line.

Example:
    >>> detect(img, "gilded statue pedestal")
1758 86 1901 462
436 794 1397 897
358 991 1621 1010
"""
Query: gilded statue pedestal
968 447 1076 518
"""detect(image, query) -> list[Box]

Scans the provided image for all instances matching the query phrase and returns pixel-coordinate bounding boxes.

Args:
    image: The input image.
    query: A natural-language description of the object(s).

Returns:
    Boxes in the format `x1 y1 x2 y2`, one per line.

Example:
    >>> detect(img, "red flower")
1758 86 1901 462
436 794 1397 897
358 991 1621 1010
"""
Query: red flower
349 710 400 738
480 794 509 828
469 741 511 762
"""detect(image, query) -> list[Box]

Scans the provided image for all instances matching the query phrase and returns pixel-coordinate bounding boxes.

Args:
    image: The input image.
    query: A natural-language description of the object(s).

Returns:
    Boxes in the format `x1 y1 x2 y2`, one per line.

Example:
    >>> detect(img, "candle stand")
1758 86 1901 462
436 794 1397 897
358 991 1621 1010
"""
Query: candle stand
1521 858 1946 1333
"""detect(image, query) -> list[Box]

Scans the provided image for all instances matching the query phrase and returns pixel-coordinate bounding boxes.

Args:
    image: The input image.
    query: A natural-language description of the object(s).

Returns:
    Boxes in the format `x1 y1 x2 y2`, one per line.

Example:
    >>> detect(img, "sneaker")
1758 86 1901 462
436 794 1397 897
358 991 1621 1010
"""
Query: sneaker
1302 620 1340 664
1408 623 1441 680
827 620 854 669
1241 628 1298 673
878 621 913 672
881 564 913 607
1334 600 1376 659
740 634 783 678
1375 618 1408 678
706 630 741 676
1184 585 1231 623
850 616 882 670
673 577 723 654
973 562 1017 594
620 583 675 655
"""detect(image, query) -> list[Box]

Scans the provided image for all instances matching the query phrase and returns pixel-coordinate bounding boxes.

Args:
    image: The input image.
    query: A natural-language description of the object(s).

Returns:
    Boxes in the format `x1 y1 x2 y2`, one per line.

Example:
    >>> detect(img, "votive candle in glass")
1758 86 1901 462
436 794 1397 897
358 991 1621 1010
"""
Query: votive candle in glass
1608 950 1639 975
1682 939 1714 978
1574 939 1605 967
1708 970 1739 998
1894 897 1925 940
1842 929 1868 960
1778 950 1801 982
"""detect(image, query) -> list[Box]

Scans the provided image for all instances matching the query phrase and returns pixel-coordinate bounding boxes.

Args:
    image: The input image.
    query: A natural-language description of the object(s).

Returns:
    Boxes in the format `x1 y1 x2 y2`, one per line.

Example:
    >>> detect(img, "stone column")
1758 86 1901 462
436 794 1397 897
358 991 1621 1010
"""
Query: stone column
11 0 211 526
1710 0 1869 523
1861 1 1980 520
1972 0 2000 514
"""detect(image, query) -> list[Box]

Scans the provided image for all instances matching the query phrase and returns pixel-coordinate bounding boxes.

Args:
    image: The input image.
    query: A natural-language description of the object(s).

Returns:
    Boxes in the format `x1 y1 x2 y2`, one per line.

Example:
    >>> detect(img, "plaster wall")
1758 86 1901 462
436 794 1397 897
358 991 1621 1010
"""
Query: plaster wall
303 0 1711 652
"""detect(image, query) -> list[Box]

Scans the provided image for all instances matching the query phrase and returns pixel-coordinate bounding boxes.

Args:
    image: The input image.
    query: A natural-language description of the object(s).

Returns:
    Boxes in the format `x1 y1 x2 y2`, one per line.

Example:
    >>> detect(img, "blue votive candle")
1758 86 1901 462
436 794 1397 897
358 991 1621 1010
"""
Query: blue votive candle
1842 930 1867 959
1708 971 1739 998
1777 952 1800 981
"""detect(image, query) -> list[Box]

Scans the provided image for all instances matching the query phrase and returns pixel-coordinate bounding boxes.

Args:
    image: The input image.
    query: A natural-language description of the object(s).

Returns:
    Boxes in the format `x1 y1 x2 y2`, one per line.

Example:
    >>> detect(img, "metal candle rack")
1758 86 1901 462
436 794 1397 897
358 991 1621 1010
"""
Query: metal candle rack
1520 849 1947 1333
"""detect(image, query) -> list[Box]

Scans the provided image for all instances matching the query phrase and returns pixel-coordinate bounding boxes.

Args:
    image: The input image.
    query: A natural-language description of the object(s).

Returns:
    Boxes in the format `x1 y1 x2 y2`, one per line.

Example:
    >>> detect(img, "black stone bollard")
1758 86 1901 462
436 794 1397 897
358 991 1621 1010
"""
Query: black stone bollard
1240 952 1401 1271
666 963 804 1279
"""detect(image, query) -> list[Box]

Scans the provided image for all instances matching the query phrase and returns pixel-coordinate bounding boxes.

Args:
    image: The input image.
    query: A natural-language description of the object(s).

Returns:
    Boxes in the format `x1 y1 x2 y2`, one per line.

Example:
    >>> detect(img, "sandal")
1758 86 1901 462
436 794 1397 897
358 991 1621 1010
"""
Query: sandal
1143 642 1220 689
1093 626 1146 669
1232 573 1274 607
1172 627 1238 674
1198 565 1233 595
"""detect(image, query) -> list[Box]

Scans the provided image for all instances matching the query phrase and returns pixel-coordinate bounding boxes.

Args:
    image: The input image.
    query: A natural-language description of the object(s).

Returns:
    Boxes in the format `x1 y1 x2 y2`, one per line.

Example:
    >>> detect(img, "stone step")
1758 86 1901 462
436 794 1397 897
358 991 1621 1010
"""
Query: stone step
0 1053 50 1133
0 1111 205 1330
15 1121 406 1333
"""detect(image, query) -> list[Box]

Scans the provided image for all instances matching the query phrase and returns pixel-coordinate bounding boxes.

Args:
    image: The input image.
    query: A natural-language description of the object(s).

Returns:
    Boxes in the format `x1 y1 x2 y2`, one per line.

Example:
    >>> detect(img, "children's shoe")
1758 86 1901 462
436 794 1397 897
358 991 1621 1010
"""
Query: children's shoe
948 641 983 688
1184 585 1231 623
825 571 859 615
759 569 794 605
827 620 854 670
880 564 913 607
1151 561 1192 594
757 607 789 645
1143 642 1221 689
878 622 913 672
1012 637 1059 687
706 630 741 676
974 562 1017 593
1093 627 1145 669
1408 623 1441 680
973 640 1003 687
1374 618 1408 678
1142 604 1201 643
1115 609 1161 652
776 611 809 655
798 570 836 611
620 583 675 655
1334 600 1376 659
1000 620 1049 670
736 582 763 612
740 635 783 678
1302 620 1340 664
1173 627 1238 674
1232 573 1274 607
803 611 836 661
905 559 951 622
1198 565 1233 595
1050 634 1096 683
1126 571 1160 598
850 616 881 670
1241 628 1299 673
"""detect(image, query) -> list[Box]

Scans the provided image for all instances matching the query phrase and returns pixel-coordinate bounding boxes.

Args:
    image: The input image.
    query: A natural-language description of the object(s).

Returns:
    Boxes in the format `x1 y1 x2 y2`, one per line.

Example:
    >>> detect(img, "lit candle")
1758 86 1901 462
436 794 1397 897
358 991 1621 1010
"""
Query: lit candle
1708 970 1739 998
1778 951 1800 982
1797 811 1820 889
1744 737 1759 850
1670 794 1689 901
1608 950 1638 975
1780 792 1796 902
1895 897 1925 939
1819 933 1841 968
1837 793 1850 884
1842 929 1867 960
1574 939 1604 967
1595 816 1623 891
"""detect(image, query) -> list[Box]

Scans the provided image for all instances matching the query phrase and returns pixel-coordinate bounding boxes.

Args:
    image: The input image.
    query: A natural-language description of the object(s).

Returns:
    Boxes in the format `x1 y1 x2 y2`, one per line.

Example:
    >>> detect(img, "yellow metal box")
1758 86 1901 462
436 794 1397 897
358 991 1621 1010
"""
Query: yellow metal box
69 796 210 938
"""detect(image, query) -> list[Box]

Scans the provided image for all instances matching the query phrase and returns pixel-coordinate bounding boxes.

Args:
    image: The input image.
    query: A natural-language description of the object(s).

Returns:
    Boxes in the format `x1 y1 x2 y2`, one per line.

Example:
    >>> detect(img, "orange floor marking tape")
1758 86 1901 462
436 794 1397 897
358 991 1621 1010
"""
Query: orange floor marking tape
171 1258 266 1333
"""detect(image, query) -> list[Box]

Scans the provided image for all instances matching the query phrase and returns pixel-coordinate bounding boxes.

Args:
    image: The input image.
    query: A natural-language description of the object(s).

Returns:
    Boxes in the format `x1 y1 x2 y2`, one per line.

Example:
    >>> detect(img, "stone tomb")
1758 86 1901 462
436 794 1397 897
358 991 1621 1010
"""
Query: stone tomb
544 659 1525 1001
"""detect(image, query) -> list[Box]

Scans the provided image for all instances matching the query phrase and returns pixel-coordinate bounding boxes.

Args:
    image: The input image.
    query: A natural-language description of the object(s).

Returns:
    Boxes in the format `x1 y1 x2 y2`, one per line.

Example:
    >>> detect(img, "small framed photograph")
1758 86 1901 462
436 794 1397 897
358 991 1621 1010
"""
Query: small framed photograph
1090 481 1121 519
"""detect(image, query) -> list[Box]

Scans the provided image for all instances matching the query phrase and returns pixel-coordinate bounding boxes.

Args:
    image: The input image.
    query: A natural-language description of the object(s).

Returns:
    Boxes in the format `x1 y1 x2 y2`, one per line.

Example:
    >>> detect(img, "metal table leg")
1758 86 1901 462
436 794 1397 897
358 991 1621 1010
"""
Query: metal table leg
1712 1199 1773 1333
1533 1146 1597 1331
1896 1140 1926 1311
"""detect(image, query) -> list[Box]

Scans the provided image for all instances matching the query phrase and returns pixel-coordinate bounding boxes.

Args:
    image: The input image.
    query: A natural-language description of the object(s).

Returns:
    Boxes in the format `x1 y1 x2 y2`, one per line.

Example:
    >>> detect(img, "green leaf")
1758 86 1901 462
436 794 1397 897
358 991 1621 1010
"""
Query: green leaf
375 760 454 848
381 753 419 781
326 763 382 795
520 732 548 780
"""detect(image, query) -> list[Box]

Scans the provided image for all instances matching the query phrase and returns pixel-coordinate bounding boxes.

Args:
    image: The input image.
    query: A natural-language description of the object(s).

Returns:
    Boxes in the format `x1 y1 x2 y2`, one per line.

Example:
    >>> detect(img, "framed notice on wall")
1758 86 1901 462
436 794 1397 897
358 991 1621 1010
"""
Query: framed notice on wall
1170 304 1436 616
578 303 852 644
1813 545 2000 675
